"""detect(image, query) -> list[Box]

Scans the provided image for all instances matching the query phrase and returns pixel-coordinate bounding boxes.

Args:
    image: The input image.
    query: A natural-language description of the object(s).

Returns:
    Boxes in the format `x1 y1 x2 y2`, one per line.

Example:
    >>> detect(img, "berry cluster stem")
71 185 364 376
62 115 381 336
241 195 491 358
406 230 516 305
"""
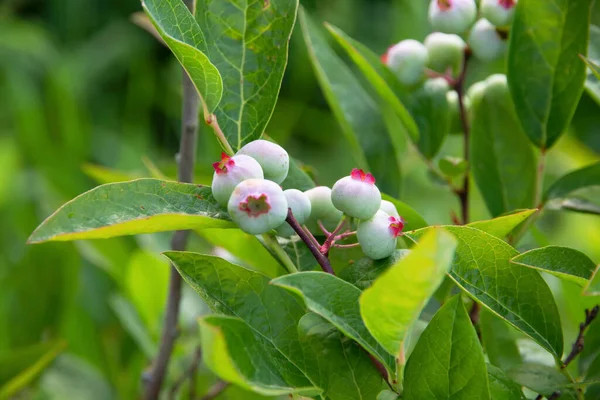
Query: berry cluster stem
285 209 335 274
454 49 471 225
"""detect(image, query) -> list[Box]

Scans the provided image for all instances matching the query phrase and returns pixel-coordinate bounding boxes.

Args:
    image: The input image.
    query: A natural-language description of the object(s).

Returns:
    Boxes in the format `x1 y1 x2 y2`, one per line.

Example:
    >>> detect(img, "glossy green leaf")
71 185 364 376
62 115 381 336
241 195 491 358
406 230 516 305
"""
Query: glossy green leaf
487 364 526 400
299 9 401 195
584 265 600 296
507 364 577 400
142 0 222 114
272 271 395 375
281 157 316 192
408 226 564 359
195 0 299 149
544 161 600 202
360 229 457 356
403 295 490 400
166 252 385 399
324 23 418 142
511 246 597 287
339 250 411 290
381 194 428 231
583 25 600 105
480 309 522 371
468 209 537 240
507 0 591 149
470 77 536 216
28 179 233 243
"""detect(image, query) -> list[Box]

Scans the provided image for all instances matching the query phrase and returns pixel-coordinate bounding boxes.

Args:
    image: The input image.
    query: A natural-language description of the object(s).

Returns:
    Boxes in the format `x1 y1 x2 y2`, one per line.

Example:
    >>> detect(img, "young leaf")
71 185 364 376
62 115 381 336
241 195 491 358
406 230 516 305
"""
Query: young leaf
584 265 600 296
408 226 564 359
194 0 299 149
339 250 411 290
511 246 597 287
360 229 457 356
28 179 233 243
142 0 222 114
271 272 396 375
470 76 536 216
166 252 385 399
403 295 490 400
507 0 592 149
507 364 578 400
381 194 428 231
487 365 526 400
544 161 600 202
480 309 522 371
467 209 537 240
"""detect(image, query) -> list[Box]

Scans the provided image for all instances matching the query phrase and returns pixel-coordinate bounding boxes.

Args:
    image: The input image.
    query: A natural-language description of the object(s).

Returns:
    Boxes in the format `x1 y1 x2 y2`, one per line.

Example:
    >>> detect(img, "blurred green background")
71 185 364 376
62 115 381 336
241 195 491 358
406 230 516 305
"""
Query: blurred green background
1 0 599 398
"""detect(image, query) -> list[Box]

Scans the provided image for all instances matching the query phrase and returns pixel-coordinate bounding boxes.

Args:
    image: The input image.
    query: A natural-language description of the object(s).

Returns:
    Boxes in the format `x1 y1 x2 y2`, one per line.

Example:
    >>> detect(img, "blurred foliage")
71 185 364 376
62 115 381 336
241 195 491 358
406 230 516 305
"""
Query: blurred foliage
1 0 599 398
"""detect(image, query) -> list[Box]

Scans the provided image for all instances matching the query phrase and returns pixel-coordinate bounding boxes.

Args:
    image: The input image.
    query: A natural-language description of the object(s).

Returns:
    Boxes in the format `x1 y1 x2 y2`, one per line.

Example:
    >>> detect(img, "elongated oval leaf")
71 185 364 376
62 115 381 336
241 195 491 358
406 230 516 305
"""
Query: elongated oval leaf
360 229 457 356
408 226 564 359
195 0 299 149
507 0 591 149
142 0 222 114
28 179 232 243
468 209 537 240
511 246 597 287
507 364 578 400
470 77 536 216
487 365 526 400
403 295 490 400
271 272 396 376
585 266 600 296
544 161 600 202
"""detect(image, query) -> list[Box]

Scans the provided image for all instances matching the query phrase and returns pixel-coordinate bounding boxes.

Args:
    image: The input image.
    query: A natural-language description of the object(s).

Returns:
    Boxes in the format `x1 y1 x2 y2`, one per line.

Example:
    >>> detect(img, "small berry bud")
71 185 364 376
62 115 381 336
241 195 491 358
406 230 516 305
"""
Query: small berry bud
237 140 289 184
304 186 343 235
357 210 405 260
276 189 312 237
379 200 400 219
331 169 381 220
227 179 288 235
424 32 466 76
211 153 263 206
468 19 507 61
428 0 477 34
481 0 517 27
383 40 429 86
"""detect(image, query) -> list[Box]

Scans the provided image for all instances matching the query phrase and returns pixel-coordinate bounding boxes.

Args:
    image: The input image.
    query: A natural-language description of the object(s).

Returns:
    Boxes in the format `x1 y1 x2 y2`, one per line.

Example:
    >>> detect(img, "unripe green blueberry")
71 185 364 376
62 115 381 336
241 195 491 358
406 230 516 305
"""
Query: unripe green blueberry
481 0 517 27
446 90 471 134
211 153 263 206
468 19 507 61
237 140 289 184
304 186 343 234
331 169 381 220
384 40 429 86
276 189 312 237
424 32 466 76
484 74 509 96
357 211 405 260
227 179 288 235
379 200 400 219
465 80 488 112
428 0 477 34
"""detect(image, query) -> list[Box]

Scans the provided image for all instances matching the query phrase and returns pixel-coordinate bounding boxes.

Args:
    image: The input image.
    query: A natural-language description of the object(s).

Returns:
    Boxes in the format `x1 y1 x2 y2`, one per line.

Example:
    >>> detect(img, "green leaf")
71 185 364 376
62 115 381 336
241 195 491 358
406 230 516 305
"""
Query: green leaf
470 76 536 216
438 156 468 178
480 309 522 371
550 197 600 216
299 9 401 195
403 295 490 400
108 295 156 359
487 364 526 400
166 252 385 399
381 194 428 231
467 209 537 240
339 250 411 290
584 265 600 296
142 0 222 114
507 0 591 149
271 272 395 375
544 161 600 202
583 25 600 105
408 226 564 359
281 157 316 192
360 229 457 356
324 23 419 143
195 0 299 149
511 246 597 287
507 364 578 400
28 179 233 243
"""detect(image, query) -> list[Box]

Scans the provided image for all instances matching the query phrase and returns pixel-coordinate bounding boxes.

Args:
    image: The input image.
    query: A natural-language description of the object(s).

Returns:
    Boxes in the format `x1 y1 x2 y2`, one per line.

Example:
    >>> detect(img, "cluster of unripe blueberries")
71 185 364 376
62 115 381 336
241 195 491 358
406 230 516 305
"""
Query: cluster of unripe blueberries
383 0 516 86
211 140 405 260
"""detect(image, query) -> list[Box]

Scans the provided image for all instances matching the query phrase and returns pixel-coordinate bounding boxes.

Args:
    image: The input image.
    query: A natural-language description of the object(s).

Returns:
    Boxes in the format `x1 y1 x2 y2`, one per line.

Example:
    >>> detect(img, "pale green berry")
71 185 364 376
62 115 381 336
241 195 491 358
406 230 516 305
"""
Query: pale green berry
424 32 466 76
211 153 263 206
379 200 400 219
227 179 288 235
484 74 509 96
465 80 488 113
384 40 429 86
447 90 471 134
428 0 477 34
276 189 312 237
468 19 507 61
481 0 517 27
357 211 405 260
304 186 343 235
331 169 381 220
237 140 289 184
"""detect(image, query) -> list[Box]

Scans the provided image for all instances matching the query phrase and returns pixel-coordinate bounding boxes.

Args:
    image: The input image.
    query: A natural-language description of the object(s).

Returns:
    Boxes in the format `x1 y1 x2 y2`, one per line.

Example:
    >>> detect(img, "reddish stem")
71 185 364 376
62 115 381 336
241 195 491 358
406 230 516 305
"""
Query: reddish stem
286 209 335 275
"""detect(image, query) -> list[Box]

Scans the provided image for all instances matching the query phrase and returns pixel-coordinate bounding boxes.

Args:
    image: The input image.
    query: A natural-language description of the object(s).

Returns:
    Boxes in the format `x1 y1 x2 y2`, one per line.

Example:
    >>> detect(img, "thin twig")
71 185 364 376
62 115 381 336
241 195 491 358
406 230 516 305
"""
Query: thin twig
317 220 332 236
453 49 471 226
286 209 334 274
144 2 200 395
302 225 322 249
333 243 360 249
321 217 347 255
168 347 202 400
534 149 547 207
335 230 356 241
562 306 599 368
198 380 230 400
